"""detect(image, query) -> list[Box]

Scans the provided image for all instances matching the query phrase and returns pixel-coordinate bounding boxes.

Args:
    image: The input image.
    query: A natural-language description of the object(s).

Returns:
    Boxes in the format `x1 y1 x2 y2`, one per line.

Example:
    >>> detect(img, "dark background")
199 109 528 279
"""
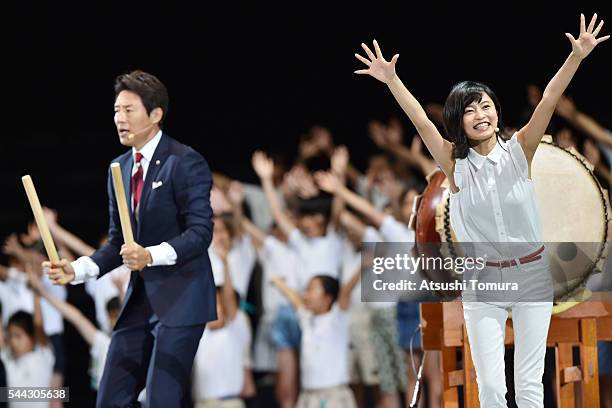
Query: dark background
2 2 611 406
3 2 611 247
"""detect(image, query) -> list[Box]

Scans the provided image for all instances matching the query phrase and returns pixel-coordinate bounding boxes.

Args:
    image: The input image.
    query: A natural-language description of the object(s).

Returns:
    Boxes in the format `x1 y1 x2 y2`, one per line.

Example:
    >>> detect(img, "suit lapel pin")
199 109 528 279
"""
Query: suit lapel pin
156 160 161 166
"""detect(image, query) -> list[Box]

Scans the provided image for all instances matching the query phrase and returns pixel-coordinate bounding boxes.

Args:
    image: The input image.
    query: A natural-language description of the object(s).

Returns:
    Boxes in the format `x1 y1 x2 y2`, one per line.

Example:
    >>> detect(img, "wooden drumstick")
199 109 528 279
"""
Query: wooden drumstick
110 163 135 245
21 175 70 284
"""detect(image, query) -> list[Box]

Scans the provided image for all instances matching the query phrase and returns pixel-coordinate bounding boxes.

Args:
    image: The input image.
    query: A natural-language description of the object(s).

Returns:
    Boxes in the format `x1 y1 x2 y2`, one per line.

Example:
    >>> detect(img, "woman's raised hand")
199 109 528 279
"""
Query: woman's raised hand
566 13 609 60
354 40 399 84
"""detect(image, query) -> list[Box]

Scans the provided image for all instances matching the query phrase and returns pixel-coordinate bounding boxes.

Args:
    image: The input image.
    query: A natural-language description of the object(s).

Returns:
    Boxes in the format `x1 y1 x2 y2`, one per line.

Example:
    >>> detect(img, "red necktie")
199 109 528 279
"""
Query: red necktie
132 152 144 210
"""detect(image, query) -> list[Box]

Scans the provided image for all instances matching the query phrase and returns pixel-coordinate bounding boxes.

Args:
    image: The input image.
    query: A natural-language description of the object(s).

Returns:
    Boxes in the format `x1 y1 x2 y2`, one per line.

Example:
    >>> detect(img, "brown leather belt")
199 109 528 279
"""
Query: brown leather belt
485 245 545 268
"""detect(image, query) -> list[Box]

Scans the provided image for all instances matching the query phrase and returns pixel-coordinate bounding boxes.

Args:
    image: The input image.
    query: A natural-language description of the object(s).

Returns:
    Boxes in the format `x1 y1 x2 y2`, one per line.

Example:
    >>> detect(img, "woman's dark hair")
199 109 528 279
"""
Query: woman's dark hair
443 81 505 159
312 275 340 304
114 70 169 126
7 311 35 339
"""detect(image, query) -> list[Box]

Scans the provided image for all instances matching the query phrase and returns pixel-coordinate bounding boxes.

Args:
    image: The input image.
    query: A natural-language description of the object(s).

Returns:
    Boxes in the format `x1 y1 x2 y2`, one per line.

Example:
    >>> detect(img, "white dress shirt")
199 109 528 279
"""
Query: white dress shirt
71 130 177 283
450 134 543 258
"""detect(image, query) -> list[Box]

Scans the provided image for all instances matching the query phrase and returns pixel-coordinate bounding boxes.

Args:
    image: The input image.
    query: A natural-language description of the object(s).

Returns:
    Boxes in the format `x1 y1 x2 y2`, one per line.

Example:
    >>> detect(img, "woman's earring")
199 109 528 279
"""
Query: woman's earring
495 127 500 133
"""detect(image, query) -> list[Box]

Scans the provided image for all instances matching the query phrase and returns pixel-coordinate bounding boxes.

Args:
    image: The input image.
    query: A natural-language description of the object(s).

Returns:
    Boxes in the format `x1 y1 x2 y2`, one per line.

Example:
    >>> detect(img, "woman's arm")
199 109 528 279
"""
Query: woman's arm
355 40 455 178
518 13 609 164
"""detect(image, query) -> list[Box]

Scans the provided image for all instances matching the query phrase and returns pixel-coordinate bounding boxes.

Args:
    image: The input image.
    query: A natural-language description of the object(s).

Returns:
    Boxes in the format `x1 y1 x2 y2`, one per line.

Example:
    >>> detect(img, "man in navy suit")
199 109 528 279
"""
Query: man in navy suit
44 70 216 407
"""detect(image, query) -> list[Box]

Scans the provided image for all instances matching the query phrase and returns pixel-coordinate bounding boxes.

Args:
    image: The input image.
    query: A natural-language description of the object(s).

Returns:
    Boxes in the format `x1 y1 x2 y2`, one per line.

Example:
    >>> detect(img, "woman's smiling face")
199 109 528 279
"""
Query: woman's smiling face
462 92 499 142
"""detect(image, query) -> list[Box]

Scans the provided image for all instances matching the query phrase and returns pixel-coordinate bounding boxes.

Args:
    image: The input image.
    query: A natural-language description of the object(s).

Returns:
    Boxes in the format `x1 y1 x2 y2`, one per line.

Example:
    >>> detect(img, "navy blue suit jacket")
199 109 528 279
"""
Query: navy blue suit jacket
90 133 217 327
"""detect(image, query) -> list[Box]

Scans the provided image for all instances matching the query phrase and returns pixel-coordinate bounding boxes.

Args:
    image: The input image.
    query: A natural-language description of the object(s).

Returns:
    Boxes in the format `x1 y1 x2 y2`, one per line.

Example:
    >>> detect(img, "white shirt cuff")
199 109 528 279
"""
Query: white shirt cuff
71 256 100 285
146 242 177 267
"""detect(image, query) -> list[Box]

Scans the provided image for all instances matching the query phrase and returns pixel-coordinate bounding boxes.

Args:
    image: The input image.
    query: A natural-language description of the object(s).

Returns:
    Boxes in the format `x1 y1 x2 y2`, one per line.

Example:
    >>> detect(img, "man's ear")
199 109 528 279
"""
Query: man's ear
150 107 164 126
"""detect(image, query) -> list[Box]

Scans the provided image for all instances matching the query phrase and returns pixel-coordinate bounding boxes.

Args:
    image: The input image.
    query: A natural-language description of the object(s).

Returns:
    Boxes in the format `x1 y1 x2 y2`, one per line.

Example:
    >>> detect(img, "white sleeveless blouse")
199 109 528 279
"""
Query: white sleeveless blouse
449 134 544 257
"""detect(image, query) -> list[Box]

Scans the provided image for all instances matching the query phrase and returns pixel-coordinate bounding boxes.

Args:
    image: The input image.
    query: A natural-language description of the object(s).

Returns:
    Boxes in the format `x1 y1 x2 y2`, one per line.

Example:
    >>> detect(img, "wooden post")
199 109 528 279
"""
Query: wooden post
555 343 576 408
579 319 599 408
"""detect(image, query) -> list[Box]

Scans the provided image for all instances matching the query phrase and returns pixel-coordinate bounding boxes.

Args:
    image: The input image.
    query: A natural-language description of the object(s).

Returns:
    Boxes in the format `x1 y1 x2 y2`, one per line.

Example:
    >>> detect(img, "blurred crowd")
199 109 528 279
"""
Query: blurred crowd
1 88 611 407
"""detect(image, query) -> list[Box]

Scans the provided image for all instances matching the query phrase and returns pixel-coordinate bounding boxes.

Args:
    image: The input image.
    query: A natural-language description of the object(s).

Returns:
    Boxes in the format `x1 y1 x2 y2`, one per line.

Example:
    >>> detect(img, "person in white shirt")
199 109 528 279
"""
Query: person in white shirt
1 271 55 408
354 16 608 407
1 234 67 399
252 150 345 287
254 148 349 407
271 268 362 408
338 212 382 406
318 171 423 407
208 213 256 299
239 213 301 408
192 240 251 408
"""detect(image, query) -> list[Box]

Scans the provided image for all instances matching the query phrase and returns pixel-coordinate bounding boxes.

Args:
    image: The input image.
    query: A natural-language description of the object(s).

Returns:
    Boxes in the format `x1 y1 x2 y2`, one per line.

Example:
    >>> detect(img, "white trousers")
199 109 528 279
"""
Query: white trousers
463 301 553 408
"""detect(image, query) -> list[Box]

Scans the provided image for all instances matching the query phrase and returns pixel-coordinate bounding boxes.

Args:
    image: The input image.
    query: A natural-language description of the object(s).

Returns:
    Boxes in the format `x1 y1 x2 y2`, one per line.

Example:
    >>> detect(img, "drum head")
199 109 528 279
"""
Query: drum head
532 141 610 299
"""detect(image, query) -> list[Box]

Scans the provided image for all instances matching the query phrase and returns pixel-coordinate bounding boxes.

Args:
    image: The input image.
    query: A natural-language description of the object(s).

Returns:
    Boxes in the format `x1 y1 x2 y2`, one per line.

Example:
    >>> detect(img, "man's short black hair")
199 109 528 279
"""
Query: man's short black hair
114 70 169 126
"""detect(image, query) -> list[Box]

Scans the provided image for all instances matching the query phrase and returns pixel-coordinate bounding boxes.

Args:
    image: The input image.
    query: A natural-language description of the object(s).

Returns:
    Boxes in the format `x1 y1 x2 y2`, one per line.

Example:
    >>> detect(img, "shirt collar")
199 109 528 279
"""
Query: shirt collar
132 130 162 163
467 137 504 170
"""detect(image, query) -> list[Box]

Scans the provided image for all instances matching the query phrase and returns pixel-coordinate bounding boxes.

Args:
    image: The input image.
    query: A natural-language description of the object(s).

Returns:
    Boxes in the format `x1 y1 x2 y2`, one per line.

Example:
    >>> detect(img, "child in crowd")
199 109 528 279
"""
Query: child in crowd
271 268 361 408
192 238 252 408
1 267 55 408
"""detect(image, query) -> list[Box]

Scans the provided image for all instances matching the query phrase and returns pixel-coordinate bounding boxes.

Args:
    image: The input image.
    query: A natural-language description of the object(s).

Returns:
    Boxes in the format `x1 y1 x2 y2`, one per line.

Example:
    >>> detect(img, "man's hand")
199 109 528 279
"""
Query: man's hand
120 243 152 271
43 259 75 285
